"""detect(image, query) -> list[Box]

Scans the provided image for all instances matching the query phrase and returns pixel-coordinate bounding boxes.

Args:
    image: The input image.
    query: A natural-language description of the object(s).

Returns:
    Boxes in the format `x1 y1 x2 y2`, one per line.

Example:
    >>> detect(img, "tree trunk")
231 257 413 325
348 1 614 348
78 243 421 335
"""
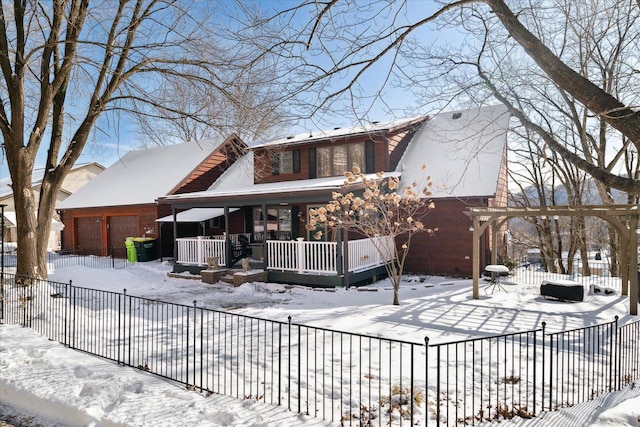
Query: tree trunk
35 178 61 279
11 171 40 278
393 281 400 305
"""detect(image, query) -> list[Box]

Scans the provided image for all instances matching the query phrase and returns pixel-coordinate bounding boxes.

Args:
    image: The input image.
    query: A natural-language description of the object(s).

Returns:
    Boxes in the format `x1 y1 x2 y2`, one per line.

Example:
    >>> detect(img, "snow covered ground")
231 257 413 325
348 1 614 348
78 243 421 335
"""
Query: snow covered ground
0 261 639 426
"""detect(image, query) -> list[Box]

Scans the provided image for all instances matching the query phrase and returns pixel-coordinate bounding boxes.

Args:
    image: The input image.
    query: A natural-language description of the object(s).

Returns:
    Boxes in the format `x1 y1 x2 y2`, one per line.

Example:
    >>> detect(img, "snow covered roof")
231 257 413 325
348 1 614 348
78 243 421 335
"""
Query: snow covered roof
0 162 105 199
3 211 64 230
160 171 400 206
156 207 239 223
58 138 226 209
397 104 510 198
252 116 426 148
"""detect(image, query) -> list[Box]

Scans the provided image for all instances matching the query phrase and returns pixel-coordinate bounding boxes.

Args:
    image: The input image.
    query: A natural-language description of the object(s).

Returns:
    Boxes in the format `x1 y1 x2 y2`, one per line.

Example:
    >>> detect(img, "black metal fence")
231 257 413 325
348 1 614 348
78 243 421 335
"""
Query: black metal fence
510 259 621 291
50 247 131 269
1 273 638 426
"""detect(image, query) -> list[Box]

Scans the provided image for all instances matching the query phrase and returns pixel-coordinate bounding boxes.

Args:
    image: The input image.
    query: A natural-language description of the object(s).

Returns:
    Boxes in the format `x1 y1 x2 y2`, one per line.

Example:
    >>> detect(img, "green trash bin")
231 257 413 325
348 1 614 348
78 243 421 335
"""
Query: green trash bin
125 237 137 262
132 237 158 262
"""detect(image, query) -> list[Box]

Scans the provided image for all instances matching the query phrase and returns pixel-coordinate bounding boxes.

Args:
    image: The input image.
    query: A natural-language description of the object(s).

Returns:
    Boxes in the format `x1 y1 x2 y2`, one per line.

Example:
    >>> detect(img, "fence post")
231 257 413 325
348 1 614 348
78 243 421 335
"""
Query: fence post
545 322 553 411
278 321 282 406
297 323 301 414
186 303 190 388
111 246 115 269
193 300 197 390
410 343 415 426
117 289 122 365
436 344 441 427
200 303 204 393
611 316 618 392
64 281 70 346
70 280 76 350
126 289 131 366
288 315 292 411
425 337 429 427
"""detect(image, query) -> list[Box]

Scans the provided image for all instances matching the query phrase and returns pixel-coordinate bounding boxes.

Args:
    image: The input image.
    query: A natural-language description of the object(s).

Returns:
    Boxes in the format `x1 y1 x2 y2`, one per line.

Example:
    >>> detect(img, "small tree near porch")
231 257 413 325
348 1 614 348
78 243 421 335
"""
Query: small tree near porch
308 167 436 305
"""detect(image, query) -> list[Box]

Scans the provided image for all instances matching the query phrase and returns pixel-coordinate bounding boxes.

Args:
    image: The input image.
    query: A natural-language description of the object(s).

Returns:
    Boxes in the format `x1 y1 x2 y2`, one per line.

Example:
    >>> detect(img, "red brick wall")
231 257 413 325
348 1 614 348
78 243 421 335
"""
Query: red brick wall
254 135 392 184
60 204 159 253
403 198 491 277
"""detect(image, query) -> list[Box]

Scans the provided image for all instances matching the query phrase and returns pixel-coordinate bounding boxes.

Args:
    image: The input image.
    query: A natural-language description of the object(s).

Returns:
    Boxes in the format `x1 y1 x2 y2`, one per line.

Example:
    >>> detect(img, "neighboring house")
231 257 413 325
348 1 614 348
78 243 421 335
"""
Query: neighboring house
0 162 105 251
157 104 510 285
57 135 246 257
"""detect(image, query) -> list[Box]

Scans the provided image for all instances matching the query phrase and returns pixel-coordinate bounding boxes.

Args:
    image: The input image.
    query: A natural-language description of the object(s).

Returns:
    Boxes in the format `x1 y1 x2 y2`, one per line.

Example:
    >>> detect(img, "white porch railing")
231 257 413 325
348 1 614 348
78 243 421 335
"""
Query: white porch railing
266 236 395 275
177 235 396 274
347 235 395 273
267 238 338 274
210 233 251 245
176 237 227 266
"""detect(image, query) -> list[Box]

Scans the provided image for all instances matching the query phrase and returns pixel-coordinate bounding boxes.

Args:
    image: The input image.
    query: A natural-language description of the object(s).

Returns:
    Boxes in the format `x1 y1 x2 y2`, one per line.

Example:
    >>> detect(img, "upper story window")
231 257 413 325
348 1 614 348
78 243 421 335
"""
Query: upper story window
271 149 300 175
316 142 365 178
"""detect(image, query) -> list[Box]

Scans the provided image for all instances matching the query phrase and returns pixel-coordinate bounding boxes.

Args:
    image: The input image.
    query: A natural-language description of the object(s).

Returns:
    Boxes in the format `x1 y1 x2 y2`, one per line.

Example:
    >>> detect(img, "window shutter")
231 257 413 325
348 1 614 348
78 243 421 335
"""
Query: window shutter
293 149 300 173
309 147 316 179
365 140 375 173
271 154 280 175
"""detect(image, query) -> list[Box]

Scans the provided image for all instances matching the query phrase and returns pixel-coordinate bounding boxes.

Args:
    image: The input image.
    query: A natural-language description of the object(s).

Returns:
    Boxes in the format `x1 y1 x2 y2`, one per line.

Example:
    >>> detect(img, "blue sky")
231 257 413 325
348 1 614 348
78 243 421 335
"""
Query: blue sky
0 1 465 186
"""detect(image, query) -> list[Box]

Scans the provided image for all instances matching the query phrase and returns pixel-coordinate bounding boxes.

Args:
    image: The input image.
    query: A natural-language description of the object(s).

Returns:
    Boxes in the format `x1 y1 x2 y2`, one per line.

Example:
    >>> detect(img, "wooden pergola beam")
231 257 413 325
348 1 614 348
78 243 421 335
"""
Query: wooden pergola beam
464 204 639 316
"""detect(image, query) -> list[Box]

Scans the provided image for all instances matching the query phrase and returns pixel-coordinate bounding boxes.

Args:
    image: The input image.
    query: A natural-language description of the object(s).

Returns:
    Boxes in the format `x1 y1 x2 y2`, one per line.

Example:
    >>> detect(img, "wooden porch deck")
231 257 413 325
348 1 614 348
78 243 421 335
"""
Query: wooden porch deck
173 235 395 287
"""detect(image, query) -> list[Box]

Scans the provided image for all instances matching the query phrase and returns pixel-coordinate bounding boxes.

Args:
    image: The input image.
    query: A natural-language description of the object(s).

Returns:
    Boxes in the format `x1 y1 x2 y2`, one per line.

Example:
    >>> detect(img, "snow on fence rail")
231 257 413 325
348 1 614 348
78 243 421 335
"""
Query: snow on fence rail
1 273 638 427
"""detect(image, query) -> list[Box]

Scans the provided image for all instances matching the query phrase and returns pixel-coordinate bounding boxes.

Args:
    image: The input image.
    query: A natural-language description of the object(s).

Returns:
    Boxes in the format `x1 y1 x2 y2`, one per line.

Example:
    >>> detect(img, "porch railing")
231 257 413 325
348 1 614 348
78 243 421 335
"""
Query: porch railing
176 237 227 266
267 238 339 274
176 235 396 275
267 236 395 275
210 233 251 245
347 235 394 273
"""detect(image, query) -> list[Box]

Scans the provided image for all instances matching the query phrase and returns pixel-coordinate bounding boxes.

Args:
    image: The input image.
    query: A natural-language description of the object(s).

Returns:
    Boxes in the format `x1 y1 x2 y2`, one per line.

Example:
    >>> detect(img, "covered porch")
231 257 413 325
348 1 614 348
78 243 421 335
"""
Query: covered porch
157 176 397 287
173 234 394 287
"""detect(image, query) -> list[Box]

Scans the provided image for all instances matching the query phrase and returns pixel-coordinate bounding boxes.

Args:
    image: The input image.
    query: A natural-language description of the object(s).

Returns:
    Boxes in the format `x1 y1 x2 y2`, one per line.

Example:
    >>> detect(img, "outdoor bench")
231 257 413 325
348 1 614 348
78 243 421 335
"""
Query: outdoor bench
540 279 584 302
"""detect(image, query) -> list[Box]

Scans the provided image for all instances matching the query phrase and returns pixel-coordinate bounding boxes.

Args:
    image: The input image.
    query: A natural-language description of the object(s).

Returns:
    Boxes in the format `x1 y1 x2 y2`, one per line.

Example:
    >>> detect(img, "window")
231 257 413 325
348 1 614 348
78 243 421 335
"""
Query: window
317 147 331 177
253 207 292 240
272 149 300 175
315 142 365 177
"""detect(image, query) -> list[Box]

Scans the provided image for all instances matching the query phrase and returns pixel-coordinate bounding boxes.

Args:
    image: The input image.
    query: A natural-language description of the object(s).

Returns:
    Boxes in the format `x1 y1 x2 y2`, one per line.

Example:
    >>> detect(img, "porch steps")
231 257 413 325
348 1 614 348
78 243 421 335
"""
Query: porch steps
220 274 234 285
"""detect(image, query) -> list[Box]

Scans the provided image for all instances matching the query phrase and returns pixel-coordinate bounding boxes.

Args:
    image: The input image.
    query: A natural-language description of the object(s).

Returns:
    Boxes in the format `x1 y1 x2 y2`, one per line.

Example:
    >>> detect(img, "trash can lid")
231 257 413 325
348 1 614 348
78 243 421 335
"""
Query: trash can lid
132 237 155 242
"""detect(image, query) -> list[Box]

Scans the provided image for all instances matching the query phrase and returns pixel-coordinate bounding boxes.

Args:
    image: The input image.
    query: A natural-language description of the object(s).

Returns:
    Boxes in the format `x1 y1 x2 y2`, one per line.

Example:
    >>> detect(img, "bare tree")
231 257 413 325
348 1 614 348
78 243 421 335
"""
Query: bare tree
252 0 640 194
134 57 285 147
308 168 436 305
0 1 280 278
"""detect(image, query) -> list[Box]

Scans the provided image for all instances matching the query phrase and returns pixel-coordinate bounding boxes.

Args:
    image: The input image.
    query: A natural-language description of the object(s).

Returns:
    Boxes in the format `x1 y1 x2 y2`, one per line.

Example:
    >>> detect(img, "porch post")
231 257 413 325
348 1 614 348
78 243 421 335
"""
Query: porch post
338 228 345 286
172 206 178 263
491 222 498 265
621 235 629 296
262 203 268 269
472 216 480 300
629 214 638 315
224 206 231 267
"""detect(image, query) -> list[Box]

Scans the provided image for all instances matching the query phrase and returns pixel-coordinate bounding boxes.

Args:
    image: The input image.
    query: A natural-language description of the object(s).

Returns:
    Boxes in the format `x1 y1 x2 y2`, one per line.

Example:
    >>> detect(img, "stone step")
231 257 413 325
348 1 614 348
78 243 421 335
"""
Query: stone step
220 275 234 284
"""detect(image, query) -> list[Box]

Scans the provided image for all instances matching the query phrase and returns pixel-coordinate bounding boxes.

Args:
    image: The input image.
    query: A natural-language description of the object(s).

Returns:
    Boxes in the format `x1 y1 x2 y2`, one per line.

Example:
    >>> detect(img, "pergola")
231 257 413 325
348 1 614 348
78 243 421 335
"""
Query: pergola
464 205 639 315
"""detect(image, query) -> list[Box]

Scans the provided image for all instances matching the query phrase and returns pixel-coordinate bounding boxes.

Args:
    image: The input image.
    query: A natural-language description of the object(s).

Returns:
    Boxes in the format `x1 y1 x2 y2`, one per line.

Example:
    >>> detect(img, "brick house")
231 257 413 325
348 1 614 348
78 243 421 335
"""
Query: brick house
57 135 245 257
158 105 510 285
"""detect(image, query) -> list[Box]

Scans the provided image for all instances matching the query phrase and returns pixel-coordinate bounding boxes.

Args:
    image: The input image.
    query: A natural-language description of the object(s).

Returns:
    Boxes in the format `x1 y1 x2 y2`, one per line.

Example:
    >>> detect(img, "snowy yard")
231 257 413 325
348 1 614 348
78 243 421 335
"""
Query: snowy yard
0 261 639 426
